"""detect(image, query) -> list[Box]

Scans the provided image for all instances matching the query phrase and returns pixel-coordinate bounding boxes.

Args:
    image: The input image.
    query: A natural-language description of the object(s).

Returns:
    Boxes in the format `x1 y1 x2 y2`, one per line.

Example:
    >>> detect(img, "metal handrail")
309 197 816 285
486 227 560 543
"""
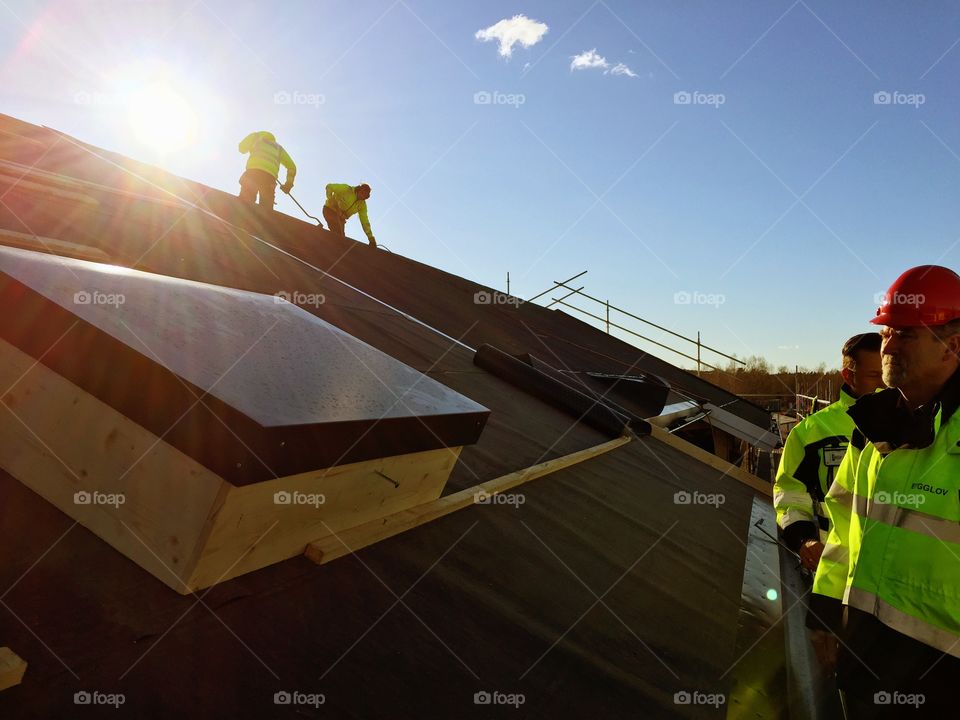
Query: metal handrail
552 280 744 365
528 271 746 372
550 297 726 372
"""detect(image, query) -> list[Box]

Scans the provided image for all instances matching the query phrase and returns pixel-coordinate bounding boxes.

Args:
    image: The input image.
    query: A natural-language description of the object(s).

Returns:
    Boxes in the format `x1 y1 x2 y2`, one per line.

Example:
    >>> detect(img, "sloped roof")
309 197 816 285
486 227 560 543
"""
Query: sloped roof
0 113 770 434
0 114 780 718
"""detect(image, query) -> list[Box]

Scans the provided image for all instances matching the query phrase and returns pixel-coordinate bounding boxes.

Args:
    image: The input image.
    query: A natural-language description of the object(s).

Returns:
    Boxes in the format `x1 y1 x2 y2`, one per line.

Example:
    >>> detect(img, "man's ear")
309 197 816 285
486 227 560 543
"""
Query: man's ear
945 333 960 362
840 367 854 387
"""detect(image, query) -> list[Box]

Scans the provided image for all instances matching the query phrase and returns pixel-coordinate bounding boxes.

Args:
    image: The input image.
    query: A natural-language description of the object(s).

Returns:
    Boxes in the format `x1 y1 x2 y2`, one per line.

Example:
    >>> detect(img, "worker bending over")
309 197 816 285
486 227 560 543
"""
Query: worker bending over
324 183 376 248
238 131 296 209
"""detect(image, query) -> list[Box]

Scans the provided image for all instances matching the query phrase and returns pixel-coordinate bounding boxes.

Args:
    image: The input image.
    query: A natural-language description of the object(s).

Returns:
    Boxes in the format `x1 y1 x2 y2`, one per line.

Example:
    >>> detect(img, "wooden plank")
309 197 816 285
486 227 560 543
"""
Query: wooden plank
648 424 771 496
0 647 27 691
0 338 227 593
304 434 632 566
0 228 113 264
185 446 463 591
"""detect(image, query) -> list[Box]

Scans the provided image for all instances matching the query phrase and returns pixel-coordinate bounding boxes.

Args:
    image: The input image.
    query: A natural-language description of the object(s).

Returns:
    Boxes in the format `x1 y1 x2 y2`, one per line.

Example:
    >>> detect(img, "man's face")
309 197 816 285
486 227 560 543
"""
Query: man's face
849 349 884 396
880 326 947 389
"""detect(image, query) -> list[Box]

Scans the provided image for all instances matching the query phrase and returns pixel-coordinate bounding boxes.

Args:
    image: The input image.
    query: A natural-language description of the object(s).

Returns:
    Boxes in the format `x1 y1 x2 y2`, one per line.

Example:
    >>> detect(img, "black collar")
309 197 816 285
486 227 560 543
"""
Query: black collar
847 368 960 451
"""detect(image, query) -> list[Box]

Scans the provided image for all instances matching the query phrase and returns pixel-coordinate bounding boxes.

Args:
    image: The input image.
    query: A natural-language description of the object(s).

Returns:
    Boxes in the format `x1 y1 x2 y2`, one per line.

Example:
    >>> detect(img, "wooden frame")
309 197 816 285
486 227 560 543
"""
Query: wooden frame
0 338 462 594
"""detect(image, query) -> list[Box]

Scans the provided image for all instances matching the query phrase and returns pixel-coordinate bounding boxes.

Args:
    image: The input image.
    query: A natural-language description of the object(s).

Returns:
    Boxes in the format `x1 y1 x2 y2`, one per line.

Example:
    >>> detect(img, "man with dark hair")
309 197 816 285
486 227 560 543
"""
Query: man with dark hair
323 182 376 248
808 265 960 716
773 332 883 570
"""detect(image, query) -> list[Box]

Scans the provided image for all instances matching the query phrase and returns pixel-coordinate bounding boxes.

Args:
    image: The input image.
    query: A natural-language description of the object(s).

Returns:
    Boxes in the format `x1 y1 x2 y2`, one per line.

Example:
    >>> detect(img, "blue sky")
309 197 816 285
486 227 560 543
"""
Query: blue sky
3 0 960 371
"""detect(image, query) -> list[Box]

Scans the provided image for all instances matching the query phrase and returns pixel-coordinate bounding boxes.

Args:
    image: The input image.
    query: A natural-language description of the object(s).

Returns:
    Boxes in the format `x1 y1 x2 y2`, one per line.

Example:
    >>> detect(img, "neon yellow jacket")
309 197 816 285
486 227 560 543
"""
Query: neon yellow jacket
239 131 296 184
812 440 859 603
773 387 856 551
324 184 373 241
840 384 960 657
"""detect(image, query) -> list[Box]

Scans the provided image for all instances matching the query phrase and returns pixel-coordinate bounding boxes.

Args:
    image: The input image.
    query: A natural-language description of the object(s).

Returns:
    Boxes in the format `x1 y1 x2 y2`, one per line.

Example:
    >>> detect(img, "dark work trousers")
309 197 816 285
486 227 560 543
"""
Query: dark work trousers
238 169 277 207
323 205 346 235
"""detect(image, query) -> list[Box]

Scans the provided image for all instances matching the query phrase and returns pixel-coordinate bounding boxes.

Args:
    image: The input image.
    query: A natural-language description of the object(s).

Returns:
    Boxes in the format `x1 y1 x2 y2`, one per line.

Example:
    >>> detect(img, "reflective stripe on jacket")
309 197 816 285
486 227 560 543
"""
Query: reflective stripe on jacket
843 401 960 657
773 387 856 550
812 438 860 603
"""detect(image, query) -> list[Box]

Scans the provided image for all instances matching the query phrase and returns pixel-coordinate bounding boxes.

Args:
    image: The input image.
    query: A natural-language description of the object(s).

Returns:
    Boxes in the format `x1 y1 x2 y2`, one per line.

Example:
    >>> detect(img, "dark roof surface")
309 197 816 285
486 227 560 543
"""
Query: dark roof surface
0 114 775 719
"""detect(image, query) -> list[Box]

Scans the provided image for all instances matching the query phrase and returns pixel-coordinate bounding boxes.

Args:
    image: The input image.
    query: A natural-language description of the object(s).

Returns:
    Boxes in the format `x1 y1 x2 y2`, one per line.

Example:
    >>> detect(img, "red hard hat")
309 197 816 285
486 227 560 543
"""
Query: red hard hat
871 265 960 327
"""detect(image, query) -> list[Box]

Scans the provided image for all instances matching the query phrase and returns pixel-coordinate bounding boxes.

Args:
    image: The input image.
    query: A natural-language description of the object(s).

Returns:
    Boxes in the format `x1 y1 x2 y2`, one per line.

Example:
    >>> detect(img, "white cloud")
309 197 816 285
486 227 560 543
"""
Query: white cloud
475 15 548 58
570 49 608 71
571 50 637 78
608 62 637 78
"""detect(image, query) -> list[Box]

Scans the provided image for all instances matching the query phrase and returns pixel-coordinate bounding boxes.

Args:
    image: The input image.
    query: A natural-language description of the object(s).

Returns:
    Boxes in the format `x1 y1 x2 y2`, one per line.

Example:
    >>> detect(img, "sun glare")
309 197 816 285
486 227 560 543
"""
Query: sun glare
126 82 197 154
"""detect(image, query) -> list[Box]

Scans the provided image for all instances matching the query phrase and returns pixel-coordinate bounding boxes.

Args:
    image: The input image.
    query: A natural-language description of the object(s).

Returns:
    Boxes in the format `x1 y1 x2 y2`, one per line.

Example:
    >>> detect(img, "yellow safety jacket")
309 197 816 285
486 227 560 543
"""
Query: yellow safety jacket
810 374 960 656
324 184 373 241
841 379 960 657
239 131 296 184
773 387 856 551
812 441 859 603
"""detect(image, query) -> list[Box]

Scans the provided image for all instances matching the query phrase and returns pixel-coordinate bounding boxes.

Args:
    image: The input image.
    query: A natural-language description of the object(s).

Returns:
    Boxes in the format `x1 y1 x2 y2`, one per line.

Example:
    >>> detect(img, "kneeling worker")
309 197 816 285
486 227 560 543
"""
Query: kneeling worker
238 131 297 209
324 182 376 248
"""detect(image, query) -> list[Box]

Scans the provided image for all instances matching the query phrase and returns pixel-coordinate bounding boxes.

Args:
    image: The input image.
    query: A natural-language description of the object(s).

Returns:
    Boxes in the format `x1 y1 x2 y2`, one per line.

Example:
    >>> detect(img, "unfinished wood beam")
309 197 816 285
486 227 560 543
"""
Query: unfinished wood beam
0 648 26 691
648 424 771 497
304 434 632 566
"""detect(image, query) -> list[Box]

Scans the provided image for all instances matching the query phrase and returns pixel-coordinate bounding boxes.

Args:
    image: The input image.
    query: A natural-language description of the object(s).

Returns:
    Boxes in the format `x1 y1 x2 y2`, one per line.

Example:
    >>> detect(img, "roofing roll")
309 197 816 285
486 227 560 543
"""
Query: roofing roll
473 344 649 437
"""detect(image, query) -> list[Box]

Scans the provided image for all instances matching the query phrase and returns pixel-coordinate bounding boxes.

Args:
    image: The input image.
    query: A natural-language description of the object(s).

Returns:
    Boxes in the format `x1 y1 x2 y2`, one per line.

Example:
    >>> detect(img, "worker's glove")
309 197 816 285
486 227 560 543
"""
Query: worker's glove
368 236 377 249
280 183 293 194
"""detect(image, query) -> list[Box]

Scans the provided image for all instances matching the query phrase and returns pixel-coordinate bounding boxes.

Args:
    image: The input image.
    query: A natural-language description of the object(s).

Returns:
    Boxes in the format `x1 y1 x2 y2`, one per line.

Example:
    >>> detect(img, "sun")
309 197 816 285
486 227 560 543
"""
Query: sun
126 82 198 154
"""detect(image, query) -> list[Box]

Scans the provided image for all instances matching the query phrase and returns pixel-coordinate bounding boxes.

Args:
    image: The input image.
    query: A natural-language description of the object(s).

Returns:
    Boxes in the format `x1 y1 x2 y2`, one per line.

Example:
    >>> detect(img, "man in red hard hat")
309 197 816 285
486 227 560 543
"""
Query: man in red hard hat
809 265 960 716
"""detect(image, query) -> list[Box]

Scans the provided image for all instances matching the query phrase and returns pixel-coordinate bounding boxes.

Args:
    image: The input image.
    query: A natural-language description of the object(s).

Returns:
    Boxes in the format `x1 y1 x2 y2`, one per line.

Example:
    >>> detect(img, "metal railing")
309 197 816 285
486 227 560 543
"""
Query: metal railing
795 393 831 420
526 271 746 374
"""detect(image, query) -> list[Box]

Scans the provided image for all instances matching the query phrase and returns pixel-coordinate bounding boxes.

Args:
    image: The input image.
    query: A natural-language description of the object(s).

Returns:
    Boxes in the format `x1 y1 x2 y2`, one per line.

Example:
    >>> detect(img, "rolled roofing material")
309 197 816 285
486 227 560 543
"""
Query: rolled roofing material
474 343 648 438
